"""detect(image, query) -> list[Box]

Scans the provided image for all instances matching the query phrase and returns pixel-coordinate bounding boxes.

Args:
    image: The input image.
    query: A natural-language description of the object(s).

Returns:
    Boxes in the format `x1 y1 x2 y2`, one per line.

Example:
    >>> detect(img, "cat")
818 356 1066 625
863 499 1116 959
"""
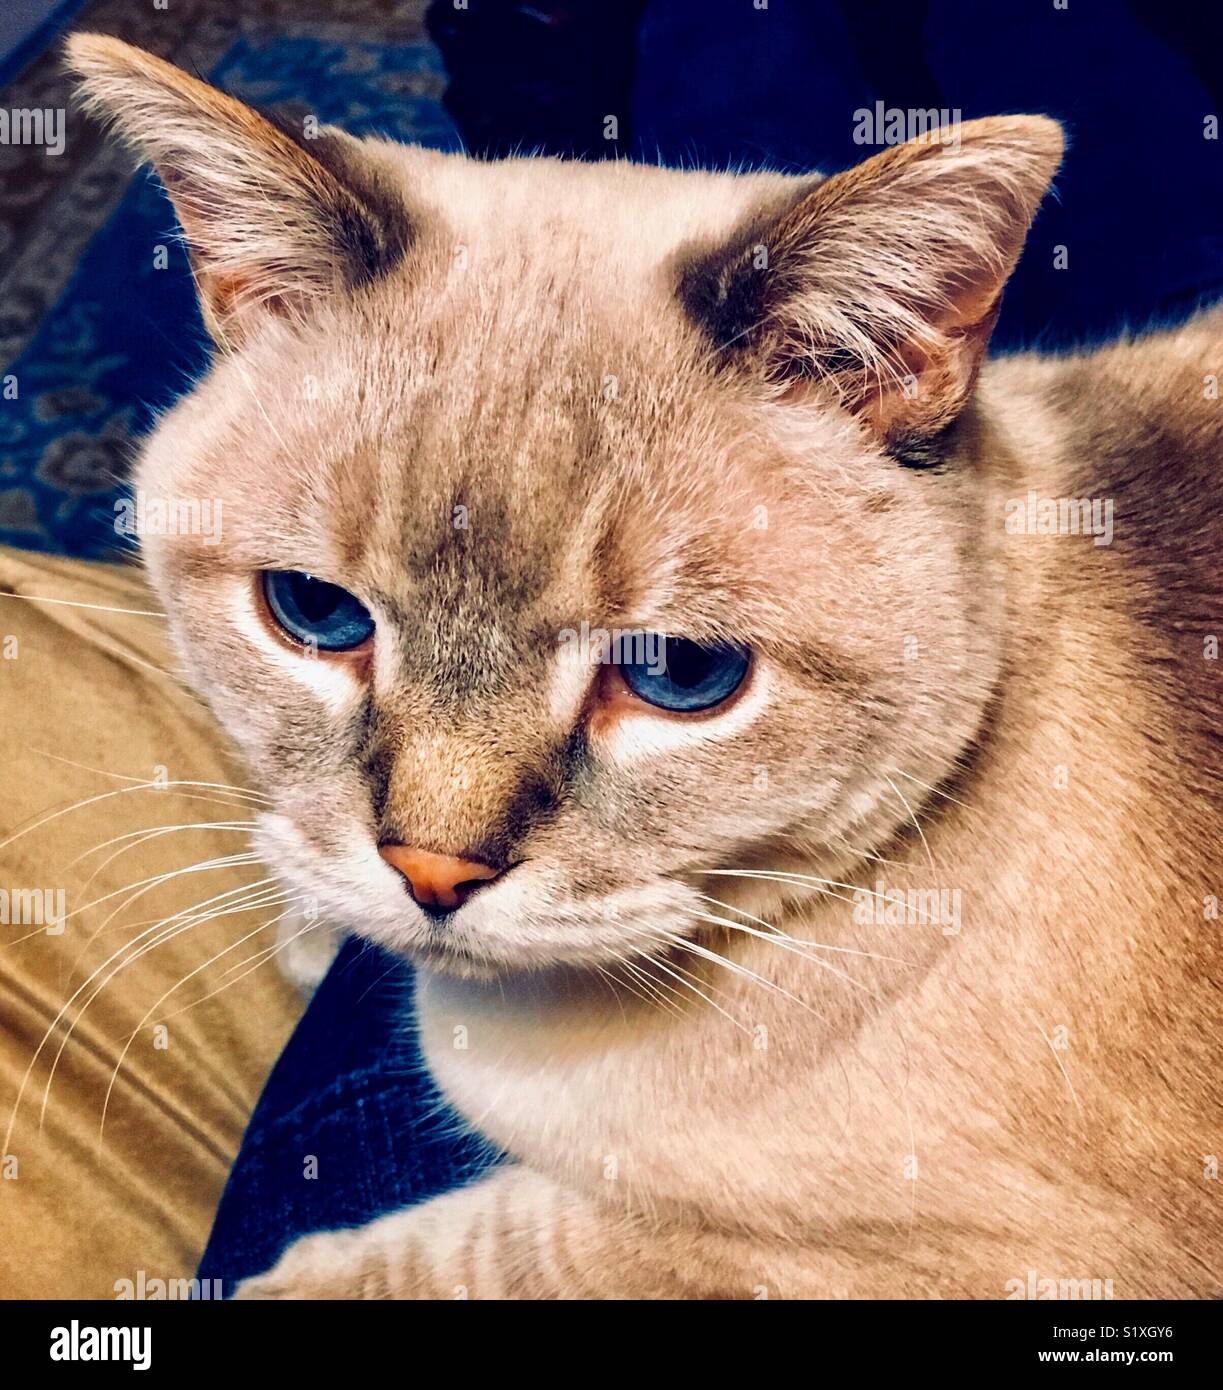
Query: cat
67 33 1221 1299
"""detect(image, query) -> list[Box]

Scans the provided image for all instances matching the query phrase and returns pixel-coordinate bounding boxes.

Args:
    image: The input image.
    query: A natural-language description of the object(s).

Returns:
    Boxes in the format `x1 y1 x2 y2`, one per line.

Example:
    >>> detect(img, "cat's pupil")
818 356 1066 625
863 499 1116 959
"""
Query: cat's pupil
662 640 715 687
295 575 343 619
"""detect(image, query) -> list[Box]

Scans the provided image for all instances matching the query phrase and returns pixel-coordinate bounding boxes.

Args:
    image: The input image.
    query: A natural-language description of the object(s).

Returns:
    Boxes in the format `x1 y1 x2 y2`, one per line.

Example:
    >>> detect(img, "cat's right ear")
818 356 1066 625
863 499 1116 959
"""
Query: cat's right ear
65 33 411 349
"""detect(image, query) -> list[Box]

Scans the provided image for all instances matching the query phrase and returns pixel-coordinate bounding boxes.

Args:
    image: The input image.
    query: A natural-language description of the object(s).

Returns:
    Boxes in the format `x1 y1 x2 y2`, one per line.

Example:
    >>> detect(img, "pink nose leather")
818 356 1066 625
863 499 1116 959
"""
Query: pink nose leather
379 845 500 912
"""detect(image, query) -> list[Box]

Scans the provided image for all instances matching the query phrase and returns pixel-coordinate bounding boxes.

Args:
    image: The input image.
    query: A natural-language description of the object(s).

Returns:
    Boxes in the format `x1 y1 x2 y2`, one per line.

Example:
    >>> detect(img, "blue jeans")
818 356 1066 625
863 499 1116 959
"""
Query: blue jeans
197 936 498 1290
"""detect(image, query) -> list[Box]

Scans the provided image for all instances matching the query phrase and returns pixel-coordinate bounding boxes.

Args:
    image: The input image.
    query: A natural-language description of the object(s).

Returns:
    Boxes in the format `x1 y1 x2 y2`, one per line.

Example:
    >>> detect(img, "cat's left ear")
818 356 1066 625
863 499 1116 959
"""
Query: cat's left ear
66 33 411 348
679 117 1063 454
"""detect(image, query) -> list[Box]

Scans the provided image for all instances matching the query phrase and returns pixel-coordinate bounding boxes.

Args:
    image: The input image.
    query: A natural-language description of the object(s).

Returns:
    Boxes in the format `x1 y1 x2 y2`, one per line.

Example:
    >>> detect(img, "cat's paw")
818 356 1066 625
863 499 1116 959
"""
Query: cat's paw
230 1272 292 1300
231 1230 366 1300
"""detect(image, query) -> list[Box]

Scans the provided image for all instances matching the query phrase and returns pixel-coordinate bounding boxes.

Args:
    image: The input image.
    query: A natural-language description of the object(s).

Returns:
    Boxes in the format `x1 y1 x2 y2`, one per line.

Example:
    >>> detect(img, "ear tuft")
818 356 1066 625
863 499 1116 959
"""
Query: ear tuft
65 33 411 348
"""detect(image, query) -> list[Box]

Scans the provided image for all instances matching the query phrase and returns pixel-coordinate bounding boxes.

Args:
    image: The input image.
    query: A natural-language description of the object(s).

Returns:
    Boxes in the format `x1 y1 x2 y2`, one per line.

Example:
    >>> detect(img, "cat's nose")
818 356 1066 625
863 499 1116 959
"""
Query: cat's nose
378 845 502 915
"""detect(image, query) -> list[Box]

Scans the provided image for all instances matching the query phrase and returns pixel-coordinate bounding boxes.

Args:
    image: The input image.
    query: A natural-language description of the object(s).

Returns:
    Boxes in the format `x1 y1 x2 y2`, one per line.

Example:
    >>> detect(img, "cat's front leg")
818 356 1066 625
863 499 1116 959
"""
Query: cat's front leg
232 1165 710 1300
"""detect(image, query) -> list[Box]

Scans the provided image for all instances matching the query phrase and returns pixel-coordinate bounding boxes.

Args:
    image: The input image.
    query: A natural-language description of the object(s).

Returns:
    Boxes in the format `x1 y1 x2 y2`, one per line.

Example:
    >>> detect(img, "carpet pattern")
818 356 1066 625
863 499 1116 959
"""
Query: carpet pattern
0 0 455 556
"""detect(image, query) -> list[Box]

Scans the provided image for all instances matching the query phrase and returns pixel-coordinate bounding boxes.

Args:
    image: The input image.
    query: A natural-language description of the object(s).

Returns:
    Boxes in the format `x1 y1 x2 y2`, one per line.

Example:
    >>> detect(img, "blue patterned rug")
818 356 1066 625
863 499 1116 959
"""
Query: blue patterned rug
0 9 456 556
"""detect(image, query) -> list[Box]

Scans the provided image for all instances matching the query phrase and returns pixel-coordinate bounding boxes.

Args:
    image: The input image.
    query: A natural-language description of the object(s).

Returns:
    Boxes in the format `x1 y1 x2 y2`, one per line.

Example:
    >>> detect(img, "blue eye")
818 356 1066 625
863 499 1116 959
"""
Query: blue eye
618 637 750 713
262 571 375 651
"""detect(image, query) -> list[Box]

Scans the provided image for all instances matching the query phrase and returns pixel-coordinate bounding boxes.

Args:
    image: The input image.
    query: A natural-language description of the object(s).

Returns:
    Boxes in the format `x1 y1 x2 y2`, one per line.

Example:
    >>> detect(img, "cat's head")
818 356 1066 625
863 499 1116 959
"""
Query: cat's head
69 35 1061 977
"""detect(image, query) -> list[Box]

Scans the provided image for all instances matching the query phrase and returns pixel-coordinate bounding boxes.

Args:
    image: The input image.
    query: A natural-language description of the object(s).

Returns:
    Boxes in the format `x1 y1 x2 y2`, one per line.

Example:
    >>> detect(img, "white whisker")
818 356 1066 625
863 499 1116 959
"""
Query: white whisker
40 882 295 1131
0 780 267 857
0 591 166 618
98 905 310 1140
884 772 938 872
690 910 887 1002
2 872 281 1152
699 868 946 929
889 765 974 813
698 893 912 964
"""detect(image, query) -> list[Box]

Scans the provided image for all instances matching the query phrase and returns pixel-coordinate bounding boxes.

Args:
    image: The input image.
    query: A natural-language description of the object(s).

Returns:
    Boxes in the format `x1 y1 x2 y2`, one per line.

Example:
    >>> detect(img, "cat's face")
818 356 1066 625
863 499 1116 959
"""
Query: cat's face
71 36 1060 976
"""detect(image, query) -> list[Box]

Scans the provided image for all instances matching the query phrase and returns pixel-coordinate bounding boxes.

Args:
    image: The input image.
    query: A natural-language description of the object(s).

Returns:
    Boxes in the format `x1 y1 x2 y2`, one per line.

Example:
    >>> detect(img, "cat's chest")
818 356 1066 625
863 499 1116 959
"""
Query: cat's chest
411 957 933 1228
415 967 780 1197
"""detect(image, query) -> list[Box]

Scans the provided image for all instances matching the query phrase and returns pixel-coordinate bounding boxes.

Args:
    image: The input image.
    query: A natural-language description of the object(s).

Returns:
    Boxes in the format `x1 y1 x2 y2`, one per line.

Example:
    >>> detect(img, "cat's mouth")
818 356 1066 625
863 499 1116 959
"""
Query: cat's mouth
402 886 698 975
255 810 701 978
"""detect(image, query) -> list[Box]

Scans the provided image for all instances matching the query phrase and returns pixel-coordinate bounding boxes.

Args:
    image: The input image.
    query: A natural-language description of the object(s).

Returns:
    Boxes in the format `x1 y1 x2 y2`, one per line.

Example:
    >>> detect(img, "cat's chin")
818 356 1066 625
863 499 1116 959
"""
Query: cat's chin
397 937 539 983
357 913 693 983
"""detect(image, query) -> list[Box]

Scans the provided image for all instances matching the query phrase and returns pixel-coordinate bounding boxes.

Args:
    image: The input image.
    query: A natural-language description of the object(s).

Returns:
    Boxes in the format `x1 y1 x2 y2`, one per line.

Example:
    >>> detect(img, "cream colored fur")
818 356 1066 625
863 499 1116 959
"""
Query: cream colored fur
66 34 1221 1299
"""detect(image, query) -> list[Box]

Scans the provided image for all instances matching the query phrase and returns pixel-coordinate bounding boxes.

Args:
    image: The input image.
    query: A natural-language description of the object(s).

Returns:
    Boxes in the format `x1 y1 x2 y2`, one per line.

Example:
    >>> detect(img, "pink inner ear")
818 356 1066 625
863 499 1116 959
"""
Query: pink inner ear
858 292 1004 441
773 287 1003 445
195 265 311 346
